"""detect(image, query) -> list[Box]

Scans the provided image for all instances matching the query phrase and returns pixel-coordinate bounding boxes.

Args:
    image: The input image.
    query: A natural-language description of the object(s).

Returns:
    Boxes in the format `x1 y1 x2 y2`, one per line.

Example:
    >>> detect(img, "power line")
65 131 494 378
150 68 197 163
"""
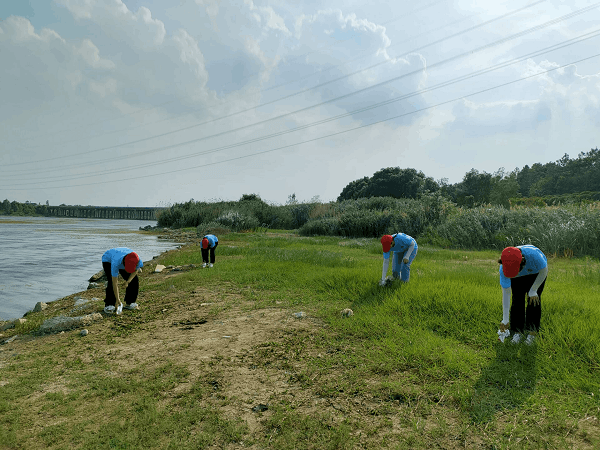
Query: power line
3 0 550 166
5 28 600 184
3 51 599 190
1 0 450 146
3 2 594 179
5 9 474 157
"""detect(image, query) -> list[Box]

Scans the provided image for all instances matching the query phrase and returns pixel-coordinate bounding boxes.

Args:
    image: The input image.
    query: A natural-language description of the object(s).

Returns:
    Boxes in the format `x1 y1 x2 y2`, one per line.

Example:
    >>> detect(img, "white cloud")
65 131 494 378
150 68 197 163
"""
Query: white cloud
56 0 96 20
3 0 600 206
76 39 115 69
196 0 221 18
293 8 390 57
0 16 115 107
56 0 166 49
244 0 290 34
195 0 221 31
171 29 209 86
88 78 118 97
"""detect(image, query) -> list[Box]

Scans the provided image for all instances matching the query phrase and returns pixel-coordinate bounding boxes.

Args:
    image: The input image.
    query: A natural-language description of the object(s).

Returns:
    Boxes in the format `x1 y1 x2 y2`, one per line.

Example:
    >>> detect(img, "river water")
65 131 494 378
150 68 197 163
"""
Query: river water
0 216 182 321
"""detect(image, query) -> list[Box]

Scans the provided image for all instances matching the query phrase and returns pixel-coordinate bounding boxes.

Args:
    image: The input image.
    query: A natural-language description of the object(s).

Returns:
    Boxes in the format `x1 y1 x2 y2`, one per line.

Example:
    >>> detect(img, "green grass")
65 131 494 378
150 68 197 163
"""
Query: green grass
1 232 599 449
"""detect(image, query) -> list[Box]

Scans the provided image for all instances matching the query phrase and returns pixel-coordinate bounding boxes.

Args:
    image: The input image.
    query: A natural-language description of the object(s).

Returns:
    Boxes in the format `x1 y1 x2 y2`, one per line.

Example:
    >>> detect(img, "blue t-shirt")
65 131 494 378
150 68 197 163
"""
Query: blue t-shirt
102 247 143 277
499 245 547 288
383 233 417 260
203 234 218 248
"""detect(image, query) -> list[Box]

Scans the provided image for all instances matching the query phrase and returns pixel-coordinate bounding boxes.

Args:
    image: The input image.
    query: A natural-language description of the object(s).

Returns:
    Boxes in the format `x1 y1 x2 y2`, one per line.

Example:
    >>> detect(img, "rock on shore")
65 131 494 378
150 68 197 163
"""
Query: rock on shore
38 313 103 334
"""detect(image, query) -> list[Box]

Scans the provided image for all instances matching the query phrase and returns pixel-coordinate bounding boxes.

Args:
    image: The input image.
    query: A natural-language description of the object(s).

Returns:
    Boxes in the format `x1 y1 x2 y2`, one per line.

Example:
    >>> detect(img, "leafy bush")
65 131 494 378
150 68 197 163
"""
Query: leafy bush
159 194 600 259
158 196 290 229
299 195 452 238
214 211 259 231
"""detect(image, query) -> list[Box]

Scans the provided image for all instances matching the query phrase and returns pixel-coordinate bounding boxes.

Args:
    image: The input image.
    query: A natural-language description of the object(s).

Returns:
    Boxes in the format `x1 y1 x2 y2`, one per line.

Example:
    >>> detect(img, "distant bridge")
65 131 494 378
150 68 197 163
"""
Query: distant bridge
46 206 163 220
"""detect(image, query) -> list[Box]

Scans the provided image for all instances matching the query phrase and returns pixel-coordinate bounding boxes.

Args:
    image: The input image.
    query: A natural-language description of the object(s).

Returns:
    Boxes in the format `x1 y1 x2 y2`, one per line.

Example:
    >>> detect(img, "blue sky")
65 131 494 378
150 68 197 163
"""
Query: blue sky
1 0 599 206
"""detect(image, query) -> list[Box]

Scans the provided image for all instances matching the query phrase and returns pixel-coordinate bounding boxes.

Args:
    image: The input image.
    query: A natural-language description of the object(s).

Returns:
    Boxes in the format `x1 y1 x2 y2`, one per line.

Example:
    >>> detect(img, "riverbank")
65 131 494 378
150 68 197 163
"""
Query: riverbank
0 230 329 449
1 231 598 449
0 217 186 321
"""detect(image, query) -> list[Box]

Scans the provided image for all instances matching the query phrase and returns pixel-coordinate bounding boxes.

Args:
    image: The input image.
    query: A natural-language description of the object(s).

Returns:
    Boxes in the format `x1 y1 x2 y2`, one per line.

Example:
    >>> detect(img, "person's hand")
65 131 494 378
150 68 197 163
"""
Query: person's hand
403 258 409 264
528 295 540 306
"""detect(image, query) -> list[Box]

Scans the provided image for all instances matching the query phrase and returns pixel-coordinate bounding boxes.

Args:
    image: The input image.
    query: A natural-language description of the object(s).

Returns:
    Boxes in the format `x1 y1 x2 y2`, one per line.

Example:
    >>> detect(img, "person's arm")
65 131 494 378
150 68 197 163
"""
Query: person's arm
501 287 511 326
497 286 511 342
112 276 121 307
124 268 142 289
403 240 416 264
380 257 390 284
528 266 548 305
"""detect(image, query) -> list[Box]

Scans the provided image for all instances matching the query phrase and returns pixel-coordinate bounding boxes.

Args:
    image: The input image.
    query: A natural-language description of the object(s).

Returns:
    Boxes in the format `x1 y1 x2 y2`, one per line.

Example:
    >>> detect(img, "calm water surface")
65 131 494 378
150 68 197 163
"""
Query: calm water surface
0 216 182 321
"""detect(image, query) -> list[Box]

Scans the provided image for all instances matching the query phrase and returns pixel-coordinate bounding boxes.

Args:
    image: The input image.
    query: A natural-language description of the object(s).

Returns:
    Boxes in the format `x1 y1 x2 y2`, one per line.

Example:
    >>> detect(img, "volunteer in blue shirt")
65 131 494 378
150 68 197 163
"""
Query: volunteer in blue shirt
201 234 219 268
497 245 548 345
101 247 143 314
379 233 418 285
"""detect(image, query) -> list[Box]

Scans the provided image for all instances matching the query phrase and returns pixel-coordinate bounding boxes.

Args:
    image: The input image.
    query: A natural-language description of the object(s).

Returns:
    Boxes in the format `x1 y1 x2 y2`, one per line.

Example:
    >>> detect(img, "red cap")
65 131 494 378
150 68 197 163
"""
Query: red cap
202 238 209 249
501 247 522 278
123 252 140 273
381 235 393 253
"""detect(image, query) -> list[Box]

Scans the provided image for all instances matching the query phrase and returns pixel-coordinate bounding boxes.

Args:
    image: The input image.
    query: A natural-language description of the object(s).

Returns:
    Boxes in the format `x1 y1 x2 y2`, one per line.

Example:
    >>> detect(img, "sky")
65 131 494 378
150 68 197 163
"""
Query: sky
1 0 599 207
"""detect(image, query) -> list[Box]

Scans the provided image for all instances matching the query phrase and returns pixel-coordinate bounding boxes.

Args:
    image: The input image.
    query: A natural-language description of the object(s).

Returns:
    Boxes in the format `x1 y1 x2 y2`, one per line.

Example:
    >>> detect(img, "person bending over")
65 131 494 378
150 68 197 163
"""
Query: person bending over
497 245 548 344
201 234 219 268
379 233 417 286
101 247 143 314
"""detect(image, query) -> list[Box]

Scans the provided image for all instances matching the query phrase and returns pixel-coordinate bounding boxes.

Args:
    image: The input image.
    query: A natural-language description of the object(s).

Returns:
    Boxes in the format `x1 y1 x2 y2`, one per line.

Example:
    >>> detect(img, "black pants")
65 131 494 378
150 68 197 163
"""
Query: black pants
102 262 139 307
201 243 218 264
510 273 546 334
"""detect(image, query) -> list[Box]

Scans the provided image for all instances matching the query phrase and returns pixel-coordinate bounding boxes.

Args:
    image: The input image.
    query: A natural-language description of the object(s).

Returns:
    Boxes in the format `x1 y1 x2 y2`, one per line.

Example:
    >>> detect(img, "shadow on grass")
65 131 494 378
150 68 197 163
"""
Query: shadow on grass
470 340 538 424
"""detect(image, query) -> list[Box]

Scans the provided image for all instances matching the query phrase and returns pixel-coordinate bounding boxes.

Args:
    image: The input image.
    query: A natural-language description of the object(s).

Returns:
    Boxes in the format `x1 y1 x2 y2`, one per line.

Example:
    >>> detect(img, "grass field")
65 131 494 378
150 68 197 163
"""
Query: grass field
1 230 599 449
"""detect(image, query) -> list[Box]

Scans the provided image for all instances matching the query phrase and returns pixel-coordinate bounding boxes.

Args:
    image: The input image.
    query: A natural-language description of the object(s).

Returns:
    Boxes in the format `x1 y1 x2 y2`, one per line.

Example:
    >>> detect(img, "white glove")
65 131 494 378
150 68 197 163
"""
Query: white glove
498 329 510 343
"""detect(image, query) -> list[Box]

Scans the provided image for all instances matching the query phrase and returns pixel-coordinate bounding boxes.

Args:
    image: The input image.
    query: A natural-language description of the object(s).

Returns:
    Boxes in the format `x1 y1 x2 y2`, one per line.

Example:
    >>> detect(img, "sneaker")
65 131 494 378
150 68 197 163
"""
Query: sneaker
209 263 214 268
202 263 207 268
104 305 115 314
124 302 139 310
525 334 536 345
116 304 123 315
511 333 523 344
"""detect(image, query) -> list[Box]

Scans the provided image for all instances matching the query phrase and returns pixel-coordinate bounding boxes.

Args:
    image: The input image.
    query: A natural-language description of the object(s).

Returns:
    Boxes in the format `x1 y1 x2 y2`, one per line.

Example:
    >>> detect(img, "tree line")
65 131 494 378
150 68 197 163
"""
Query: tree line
3 148 599 217
338 148 600 207
0 199 51 216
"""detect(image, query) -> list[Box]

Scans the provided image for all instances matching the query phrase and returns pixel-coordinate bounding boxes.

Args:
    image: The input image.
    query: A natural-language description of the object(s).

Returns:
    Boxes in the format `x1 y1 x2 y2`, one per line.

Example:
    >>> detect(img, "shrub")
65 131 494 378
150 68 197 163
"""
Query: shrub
214 211 260 231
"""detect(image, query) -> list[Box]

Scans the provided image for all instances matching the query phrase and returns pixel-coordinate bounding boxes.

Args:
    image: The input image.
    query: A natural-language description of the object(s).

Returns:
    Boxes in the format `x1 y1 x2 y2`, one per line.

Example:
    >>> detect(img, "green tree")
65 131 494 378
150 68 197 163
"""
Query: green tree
337 177 370 201
529 176 553 197
286 193 298 205
337 167 438 201
10 201 23 215
490 169 520 208
239 193 262 202
455 169 492 206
